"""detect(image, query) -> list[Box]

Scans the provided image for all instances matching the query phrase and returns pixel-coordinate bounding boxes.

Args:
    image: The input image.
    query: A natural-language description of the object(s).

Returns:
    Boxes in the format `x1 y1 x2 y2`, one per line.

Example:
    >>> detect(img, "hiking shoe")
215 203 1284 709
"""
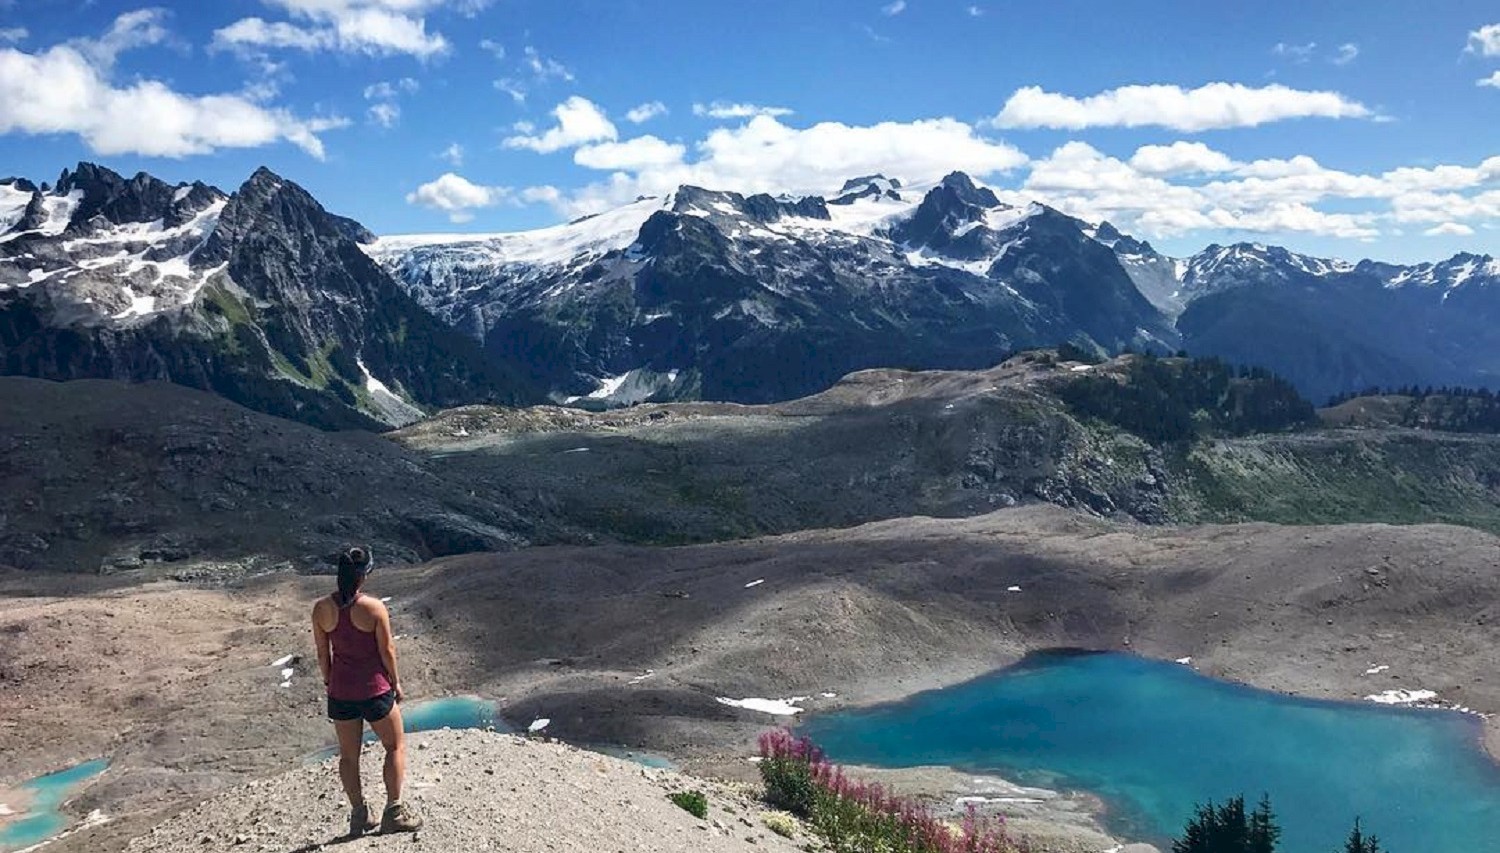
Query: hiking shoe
381 801 423 834
348 802 377 837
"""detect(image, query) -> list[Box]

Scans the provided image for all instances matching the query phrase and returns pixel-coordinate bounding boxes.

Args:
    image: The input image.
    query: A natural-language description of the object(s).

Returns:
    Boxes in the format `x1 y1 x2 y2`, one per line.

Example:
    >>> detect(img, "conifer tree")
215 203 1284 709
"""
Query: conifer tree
1341 817 1383 853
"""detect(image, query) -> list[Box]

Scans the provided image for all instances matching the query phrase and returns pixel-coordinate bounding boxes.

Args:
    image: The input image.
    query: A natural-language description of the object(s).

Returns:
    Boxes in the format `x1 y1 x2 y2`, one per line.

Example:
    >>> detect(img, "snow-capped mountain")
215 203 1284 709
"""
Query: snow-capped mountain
0 163 534 429
369 172 1175 405
1088 236 1500 402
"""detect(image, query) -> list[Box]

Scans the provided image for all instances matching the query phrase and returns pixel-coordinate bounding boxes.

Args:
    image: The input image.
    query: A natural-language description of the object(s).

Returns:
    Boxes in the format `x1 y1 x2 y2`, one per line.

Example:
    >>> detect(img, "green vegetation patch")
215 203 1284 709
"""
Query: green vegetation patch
668 790 708 819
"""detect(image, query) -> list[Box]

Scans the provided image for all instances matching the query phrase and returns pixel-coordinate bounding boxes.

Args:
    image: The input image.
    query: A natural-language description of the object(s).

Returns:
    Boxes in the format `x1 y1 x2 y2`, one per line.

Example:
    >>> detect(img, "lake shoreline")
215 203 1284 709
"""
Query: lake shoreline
795 649 1500 853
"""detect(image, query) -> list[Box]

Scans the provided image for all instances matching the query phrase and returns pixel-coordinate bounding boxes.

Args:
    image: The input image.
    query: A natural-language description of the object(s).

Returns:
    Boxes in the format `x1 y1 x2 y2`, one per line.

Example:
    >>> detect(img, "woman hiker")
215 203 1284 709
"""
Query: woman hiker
312 546 423 836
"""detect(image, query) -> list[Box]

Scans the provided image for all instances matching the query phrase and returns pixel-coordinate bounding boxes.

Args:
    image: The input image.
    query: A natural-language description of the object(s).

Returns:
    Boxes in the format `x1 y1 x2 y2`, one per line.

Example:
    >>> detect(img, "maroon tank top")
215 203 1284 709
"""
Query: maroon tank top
327 594 392 701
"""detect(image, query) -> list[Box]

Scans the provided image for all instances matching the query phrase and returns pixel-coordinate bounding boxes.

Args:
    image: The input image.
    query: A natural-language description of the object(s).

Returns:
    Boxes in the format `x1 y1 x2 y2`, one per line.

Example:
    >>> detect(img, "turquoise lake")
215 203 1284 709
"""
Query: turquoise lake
798 651 1500 852
0 759 108 852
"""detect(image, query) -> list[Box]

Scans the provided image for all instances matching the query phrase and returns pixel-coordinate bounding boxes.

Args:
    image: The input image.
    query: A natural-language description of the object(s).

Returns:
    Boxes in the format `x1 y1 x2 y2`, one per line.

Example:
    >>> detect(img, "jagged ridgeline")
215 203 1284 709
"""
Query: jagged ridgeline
0 164 537 430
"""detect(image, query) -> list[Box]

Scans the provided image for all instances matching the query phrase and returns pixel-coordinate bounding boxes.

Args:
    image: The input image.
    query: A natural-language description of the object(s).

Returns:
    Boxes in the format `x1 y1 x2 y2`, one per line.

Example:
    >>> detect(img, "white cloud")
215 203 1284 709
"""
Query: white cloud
1272 41 1316 63
520 185 561 205
625 100 668 124
966 5 983 16
440 142 464 166
544 114 1027 218
523 45 573 81
1013 140 1500 241
991 82 1372 131
1130 141 1237 176
0 27 26 44
73 8 171 68
1332 43 1359 65
1480 71 1500 89
693 101 794 119
363 77 418 99
882 0 906 15
503 96 617 153
213 0 454 58
368 102 399 127
1467 23 1500 56
478 37 504 59
405 172 509 222
1425 222 1475 236
494 77 526 103
0 23 344 158
574 136 686 170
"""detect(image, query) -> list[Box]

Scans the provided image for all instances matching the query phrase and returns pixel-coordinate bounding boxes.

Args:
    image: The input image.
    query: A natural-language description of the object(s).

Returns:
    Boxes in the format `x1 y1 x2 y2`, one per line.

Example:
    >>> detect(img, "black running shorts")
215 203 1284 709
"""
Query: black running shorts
327 690 396 723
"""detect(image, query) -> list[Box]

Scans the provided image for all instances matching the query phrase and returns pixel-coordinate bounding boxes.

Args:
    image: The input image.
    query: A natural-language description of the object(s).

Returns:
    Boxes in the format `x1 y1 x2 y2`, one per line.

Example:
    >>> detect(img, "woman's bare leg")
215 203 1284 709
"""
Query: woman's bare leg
368 704 406 805
333 719 366 806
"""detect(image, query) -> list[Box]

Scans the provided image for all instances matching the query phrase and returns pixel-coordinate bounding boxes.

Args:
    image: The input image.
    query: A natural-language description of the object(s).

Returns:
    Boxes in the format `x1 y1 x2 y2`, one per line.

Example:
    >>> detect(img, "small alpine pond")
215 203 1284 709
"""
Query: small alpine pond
0 759 109 852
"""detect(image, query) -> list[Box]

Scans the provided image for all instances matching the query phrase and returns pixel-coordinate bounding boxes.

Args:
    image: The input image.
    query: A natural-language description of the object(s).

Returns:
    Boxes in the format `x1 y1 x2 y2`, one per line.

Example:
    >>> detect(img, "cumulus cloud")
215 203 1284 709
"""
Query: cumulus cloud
1332 43 1360 65
1467 23 1500 56
363 77 417 127
368 102 399 127
213 0 458 58
478 37 504 59
573 136 686 170
625 100 668 124
531 114 1028 218
882 1 906 15
1480 71 1500 88
440 142 464 166
991 82 1372 131
0 27 26 44
1425 222 1476 236
405 172 509 222
1012 140 1500 241
1130 141 1237 176
503 96 617 153
693 101 793 119
0 17 344 158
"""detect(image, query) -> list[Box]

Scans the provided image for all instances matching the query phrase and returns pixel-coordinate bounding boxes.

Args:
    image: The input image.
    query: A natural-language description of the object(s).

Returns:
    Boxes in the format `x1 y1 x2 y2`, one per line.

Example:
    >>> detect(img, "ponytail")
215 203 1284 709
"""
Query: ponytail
335 546 371 607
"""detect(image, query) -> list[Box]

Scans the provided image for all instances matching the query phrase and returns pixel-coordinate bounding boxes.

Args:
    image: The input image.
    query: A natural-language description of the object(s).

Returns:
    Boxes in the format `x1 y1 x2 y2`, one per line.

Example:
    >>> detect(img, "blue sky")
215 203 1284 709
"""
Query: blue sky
0 0 1496 261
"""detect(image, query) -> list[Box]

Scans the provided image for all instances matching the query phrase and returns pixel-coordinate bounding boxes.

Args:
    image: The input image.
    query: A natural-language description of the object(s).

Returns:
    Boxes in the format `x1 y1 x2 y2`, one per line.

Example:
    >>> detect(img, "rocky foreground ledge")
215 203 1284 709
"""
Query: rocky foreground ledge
124 730 805 853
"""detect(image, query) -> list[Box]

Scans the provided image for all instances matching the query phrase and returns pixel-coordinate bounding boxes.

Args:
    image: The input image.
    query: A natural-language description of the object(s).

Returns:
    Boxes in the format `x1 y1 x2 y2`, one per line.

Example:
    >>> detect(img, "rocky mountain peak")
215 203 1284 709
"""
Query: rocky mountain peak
831 174 903 205
938 171 1002 208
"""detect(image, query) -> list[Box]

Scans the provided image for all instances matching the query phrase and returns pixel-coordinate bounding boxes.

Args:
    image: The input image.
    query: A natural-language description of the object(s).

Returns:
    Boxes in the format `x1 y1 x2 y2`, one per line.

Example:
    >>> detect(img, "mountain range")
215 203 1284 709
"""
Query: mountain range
2 162 1497 428
0 163 532 430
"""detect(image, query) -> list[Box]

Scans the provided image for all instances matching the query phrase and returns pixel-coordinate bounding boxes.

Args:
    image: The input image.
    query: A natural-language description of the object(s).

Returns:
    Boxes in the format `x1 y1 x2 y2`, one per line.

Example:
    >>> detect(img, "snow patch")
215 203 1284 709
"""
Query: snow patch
527 718 551 733
372 194 667 269
357 357 425 426
1365 689 1438 705
1364 665 1390 675
744 579 765 589
715 697 807 716
270 654 296 668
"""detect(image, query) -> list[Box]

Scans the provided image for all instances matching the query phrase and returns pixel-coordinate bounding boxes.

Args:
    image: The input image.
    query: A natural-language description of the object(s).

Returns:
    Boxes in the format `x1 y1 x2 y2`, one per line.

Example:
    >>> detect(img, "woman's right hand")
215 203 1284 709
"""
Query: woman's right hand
393 684 405 703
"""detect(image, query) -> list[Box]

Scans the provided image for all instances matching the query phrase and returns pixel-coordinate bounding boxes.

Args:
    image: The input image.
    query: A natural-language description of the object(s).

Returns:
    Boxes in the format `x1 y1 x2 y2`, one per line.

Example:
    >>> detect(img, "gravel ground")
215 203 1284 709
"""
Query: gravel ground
125 730 807 853
6 506 1499 853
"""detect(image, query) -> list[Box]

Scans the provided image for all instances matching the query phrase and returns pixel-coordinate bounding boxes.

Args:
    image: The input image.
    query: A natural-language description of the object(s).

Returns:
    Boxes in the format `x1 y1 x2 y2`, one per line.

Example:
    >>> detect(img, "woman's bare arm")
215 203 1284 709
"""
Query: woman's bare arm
311 600 332 687
373 602 403 701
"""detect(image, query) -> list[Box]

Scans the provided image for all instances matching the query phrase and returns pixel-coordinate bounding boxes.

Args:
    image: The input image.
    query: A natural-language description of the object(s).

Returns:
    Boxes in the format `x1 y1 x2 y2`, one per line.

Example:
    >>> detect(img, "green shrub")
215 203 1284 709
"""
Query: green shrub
669 790 708 819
